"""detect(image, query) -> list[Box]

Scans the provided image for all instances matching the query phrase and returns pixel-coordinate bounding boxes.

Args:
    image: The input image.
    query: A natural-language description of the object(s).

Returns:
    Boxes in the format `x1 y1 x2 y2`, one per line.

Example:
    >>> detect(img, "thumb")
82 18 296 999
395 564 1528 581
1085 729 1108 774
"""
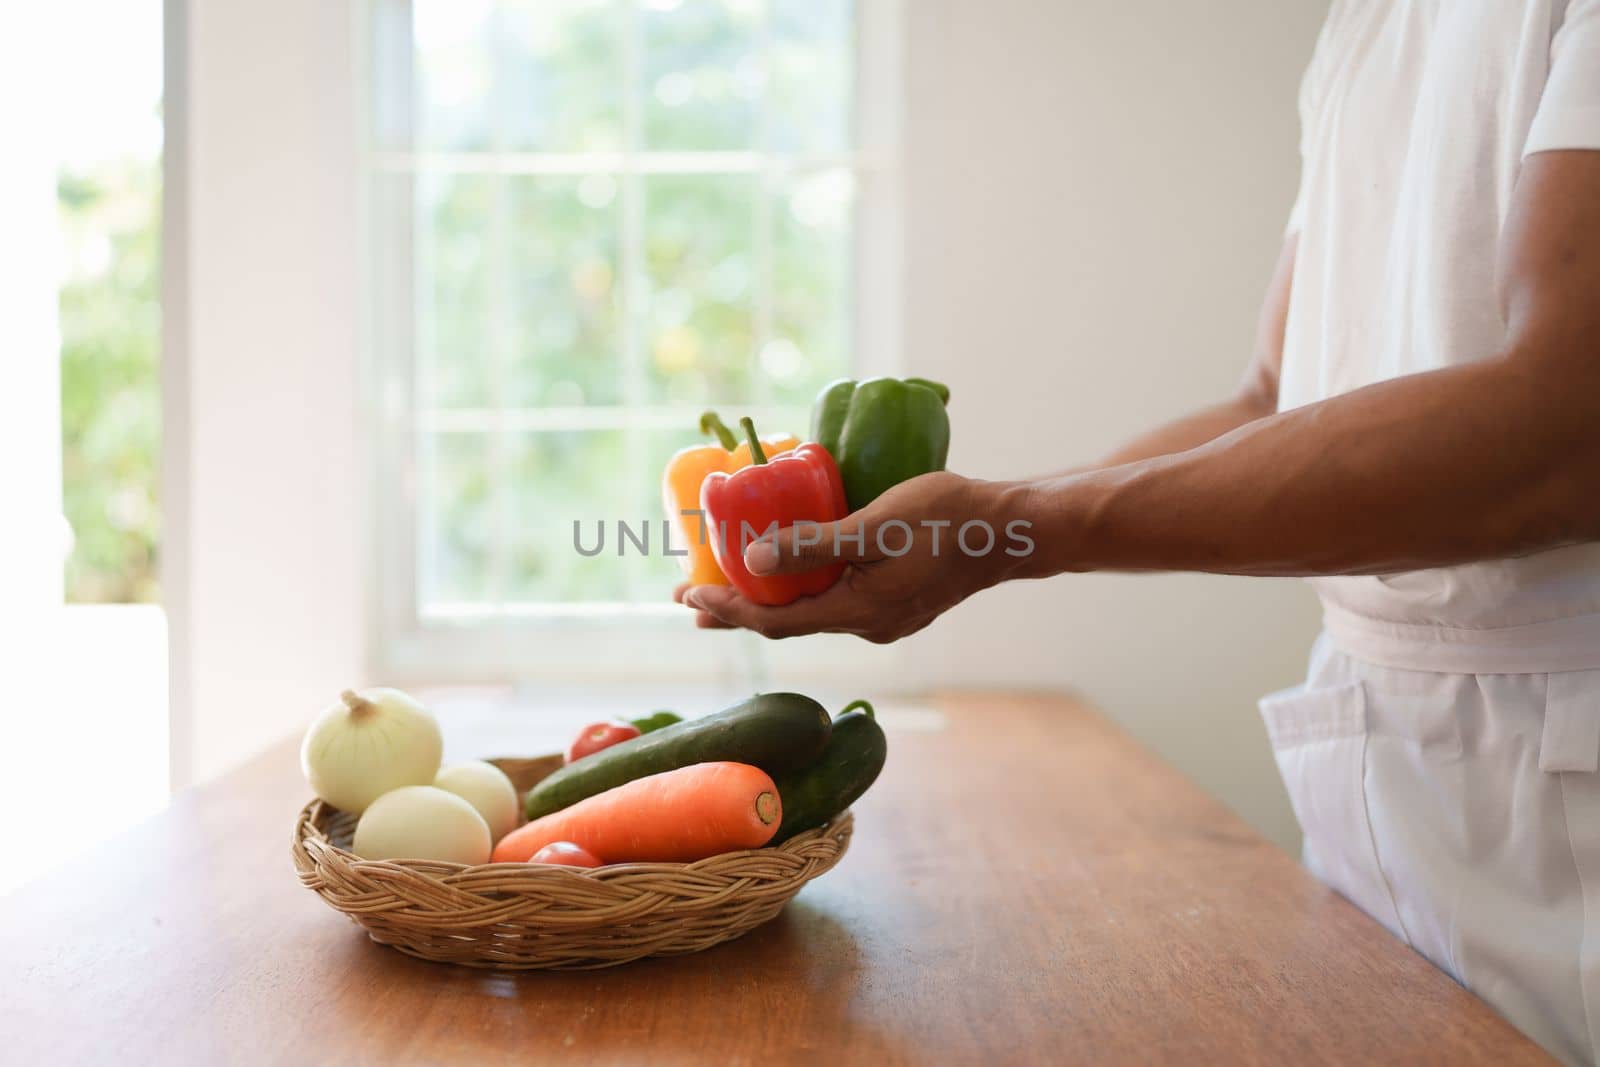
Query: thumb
746 516 874 576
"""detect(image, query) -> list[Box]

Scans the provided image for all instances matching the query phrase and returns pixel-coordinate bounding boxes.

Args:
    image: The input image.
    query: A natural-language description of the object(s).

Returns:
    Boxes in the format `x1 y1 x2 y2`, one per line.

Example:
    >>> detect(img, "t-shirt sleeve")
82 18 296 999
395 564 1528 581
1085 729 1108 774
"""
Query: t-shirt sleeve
1284 79 1312 236
1286 3 1343 235
1524 0 1600 155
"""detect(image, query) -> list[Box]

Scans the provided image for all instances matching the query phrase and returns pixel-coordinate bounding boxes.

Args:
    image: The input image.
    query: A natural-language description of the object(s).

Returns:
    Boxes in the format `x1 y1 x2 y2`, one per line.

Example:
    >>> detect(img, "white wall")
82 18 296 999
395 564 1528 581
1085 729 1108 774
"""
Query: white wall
887 0 1328 849
165 0 364 785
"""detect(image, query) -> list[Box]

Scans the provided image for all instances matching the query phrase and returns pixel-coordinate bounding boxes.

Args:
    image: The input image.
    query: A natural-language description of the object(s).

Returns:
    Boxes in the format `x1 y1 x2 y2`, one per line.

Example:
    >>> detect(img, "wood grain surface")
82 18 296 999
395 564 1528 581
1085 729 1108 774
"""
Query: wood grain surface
0 692 1550 1066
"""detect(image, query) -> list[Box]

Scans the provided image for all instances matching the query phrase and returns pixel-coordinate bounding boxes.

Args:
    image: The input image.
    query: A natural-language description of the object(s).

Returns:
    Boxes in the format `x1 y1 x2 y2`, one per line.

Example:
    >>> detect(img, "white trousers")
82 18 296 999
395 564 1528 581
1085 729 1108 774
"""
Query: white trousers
1261 633 1600 1065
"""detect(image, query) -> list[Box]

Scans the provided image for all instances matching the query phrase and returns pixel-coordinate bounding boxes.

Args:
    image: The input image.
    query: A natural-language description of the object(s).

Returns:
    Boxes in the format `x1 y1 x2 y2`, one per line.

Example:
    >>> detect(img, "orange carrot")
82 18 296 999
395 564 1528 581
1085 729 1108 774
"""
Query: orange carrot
491 762 781 864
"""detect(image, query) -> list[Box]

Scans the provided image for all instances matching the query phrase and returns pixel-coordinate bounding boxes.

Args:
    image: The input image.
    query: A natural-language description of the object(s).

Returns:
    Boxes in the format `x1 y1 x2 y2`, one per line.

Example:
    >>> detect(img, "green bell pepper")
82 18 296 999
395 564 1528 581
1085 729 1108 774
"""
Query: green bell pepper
630 710 683 734
810 377 951 511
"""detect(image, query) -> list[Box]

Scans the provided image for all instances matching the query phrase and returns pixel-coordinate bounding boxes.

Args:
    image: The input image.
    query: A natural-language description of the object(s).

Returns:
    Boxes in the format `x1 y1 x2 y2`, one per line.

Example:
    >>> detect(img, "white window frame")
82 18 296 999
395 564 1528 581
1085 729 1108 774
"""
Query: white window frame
359 0 904 684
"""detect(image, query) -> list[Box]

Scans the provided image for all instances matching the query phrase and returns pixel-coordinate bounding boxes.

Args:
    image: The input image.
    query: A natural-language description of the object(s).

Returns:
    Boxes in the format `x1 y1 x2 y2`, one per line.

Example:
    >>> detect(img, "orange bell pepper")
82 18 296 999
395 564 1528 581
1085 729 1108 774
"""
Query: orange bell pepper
662 412 800 585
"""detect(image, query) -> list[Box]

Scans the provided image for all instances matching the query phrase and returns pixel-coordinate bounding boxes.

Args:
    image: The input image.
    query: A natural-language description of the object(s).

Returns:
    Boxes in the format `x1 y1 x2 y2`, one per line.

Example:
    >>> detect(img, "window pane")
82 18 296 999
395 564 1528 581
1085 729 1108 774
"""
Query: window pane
767 169 854 404
369 0 417 151
505 175 623 407
418 172 495 409
504 431 638 603
59 160 162 603
641 0 762 151
769 0 853 154
418 431 496 607
642 173 757 406
498 0 625 153
413 1 495 151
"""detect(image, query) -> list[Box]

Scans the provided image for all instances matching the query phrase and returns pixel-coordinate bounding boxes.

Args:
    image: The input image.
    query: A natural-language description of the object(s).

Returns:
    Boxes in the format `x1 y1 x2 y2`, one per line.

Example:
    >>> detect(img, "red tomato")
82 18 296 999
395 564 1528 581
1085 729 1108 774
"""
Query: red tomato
565 720 641 764
530 841 603 868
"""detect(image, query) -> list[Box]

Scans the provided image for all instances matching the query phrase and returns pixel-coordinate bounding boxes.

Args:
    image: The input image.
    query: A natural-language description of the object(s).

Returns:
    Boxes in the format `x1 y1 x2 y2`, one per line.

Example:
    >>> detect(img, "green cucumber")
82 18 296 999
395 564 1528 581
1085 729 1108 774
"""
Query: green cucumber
771 700 887 843
525 693 832 820
630 710 683 734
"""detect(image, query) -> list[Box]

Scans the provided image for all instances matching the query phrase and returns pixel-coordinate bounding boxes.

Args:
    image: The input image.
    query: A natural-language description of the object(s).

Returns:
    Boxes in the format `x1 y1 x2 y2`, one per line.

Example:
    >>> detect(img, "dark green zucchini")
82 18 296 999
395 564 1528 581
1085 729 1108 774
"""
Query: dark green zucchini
771 700 887 843
525 693 832 820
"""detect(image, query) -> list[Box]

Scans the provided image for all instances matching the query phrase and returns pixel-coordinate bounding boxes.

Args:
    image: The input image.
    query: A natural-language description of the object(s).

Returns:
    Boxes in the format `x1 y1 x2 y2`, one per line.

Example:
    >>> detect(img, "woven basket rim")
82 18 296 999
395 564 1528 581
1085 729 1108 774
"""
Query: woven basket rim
292 795 851 881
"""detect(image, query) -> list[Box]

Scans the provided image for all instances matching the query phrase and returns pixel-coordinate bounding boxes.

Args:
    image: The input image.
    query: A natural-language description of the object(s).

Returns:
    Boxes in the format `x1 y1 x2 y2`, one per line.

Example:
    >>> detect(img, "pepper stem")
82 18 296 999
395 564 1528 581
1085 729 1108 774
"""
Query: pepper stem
840 699 876 720
699 411 739 451
740 416 768 464
906 377 951 405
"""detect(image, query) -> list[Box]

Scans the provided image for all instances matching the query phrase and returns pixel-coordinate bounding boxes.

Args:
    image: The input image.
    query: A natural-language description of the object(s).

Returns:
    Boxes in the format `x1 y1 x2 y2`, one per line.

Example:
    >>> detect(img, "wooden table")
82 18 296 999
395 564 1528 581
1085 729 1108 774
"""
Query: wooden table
0 693 1549 1066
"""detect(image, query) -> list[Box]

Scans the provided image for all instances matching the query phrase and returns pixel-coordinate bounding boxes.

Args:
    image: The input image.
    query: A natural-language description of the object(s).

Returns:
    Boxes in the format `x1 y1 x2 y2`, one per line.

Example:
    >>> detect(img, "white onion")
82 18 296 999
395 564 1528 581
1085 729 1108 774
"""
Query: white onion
353 785 491 864
300 687 443 814
433 761 520 843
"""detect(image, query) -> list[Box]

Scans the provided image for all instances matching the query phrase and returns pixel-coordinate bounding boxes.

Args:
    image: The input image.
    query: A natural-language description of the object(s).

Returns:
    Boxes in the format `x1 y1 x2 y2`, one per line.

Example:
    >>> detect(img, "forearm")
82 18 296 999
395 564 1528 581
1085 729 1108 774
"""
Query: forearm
681 157 1600 646
1003 352 1600 579
1089 392 1274 470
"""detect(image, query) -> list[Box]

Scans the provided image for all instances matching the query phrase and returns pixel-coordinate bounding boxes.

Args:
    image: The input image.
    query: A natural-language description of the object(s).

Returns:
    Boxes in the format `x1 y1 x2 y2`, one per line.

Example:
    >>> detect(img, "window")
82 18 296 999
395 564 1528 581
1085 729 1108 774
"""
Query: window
58 6 162 605
367 0 899 676
2 0 167 891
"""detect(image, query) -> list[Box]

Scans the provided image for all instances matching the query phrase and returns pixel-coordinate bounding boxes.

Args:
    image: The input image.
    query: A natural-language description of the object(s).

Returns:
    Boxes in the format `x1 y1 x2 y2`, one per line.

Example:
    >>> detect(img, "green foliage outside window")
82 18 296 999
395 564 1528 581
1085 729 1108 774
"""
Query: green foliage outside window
59 159 161 604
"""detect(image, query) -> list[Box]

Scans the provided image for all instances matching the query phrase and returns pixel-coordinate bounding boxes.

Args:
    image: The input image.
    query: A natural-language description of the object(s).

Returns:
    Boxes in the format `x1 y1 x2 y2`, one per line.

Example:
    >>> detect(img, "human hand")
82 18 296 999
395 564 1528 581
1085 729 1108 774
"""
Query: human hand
673 471 1032 643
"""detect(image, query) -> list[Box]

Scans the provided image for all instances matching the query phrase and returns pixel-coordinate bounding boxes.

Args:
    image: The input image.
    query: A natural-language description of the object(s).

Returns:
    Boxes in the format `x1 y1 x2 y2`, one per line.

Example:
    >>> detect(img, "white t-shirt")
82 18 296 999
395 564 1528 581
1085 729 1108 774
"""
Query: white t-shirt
1280 0 1600 673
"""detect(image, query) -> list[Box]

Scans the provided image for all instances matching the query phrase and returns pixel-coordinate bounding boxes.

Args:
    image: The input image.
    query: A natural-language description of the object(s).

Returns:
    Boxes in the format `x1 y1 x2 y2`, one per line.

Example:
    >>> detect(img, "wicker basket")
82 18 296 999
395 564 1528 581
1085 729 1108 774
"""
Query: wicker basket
291 754 854 970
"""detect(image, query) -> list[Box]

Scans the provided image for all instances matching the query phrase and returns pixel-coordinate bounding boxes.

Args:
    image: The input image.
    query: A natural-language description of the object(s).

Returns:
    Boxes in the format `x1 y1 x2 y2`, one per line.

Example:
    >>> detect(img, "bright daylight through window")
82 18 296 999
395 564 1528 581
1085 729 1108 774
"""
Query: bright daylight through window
369 0 859 625
1 0 166 896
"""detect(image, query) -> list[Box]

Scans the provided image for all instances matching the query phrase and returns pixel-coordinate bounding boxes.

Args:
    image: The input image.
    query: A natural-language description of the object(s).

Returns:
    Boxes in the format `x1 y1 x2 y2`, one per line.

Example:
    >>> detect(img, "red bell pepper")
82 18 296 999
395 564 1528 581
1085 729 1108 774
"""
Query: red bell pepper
700 417 849 606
